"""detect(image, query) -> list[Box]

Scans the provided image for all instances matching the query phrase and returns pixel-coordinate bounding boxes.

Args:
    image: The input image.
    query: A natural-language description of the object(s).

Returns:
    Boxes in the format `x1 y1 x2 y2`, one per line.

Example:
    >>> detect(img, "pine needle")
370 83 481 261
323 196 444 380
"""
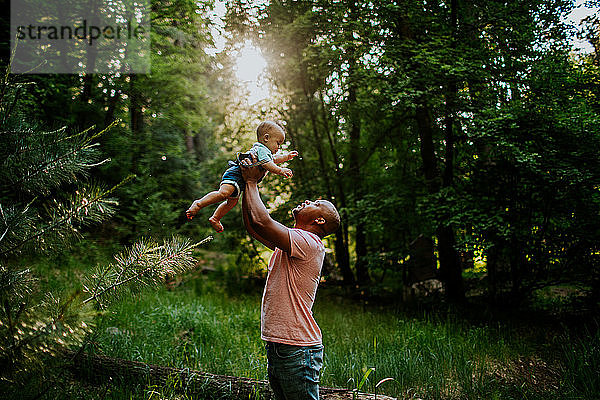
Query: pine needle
82 235 213 308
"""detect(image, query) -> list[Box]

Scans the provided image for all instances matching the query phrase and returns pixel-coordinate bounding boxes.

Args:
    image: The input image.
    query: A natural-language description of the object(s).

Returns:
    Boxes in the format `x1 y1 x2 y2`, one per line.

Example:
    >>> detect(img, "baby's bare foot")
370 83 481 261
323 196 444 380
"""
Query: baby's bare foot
208 217 224 232
185 209 195 220
186 203 199 220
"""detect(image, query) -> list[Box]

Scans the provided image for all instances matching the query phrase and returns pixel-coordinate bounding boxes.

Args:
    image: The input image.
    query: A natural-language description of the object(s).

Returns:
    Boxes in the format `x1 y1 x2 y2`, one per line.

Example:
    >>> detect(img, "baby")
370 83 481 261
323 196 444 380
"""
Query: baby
186 121 298 232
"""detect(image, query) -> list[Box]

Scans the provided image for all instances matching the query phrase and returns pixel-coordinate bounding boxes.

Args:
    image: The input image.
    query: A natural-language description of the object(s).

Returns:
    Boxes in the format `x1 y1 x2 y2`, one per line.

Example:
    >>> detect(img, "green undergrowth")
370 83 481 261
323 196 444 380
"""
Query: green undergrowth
20 242 600 399
91 280 596 399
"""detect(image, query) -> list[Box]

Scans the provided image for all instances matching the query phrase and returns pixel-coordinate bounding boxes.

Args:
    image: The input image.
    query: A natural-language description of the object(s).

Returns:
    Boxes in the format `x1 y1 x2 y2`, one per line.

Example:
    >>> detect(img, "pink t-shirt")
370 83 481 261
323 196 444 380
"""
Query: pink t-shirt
261 228 325 346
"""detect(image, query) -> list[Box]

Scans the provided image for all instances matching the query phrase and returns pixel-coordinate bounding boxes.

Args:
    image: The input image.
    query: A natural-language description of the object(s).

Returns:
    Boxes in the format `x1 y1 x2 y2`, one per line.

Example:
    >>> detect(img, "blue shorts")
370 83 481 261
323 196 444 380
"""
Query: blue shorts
221 163 244 198
266 341 323 400
221 160 265 198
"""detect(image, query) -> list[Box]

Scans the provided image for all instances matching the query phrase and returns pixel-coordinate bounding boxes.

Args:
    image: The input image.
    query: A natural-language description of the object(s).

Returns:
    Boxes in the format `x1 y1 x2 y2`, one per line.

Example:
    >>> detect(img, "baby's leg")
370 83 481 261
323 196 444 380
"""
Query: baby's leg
186 184 236 219
209 197 239 232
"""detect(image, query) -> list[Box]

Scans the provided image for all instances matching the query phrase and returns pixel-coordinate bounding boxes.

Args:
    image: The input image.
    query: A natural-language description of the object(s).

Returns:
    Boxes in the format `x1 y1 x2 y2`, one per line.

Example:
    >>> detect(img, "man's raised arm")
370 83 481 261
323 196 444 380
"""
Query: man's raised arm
242 191 275 250
241 164 291 254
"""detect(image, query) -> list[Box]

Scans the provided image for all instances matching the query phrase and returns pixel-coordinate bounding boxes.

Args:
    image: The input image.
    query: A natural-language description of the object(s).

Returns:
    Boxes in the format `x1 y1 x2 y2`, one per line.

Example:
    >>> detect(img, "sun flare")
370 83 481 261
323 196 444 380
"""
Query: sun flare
234 41 270 104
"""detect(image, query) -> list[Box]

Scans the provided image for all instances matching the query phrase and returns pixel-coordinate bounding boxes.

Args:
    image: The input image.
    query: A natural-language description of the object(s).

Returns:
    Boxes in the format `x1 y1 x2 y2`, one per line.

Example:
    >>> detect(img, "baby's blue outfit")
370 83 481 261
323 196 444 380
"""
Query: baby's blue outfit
221 142 273 198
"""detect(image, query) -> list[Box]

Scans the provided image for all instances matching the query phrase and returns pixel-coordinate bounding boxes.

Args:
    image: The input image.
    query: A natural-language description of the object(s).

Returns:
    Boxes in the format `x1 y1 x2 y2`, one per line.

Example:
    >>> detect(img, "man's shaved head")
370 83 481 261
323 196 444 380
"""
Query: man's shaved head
292 199 340 238
320 200 340 236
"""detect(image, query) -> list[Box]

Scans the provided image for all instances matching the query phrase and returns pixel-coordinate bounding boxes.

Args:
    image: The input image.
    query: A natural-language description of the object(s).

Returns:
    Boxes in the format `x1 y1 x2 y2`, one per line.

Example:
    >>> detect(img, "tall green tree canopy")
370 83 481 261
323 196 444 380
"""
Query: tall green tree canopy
226 0 600 304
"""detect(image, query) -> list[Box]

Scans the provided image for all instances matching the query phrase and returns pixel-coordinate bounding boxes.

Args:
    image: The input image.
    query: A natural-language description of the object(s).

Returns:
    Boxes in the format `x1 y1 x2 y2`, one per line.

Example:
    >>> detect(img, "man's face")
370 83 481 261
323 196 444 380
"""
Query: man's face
292 199 323 222
292 199 340 235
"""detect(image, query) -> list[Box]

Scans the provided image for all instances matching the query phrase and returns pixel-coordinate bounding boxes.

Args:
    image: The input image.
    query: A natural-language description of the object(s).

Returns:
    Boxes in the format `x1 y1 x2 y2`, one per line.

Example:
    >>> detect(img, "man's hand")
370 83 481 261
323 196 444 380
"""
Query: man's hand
240 154 267 182
286 150 299 161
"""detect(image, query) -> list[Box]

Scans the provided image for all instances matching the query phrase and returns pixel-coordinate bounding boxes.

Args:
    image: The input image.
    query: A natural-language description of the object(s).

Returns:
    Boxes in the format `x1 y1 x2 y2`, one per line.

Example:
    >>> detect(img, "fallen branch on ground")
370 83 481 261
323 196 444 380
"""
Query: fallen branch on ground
66 350 397 400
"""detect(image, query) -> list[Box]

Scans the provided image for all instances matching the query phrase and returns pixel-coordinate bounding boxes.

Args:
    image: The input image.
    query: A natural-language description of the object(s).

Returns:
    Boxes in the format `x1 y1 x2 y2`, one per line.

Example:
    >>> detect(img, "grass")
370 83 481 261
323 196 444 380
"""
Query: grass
21 241 600 399
560 327 600 399
96 288 265 378
89 281 572 399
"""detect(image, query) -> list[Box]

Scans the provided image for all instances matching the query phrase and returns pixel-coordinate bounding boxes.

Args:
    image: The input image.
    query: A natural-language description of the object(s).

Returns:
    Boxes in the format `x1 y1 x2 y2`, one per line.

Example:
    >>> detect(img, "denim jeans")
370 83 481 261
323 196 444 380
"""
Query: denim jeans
266 341 324 400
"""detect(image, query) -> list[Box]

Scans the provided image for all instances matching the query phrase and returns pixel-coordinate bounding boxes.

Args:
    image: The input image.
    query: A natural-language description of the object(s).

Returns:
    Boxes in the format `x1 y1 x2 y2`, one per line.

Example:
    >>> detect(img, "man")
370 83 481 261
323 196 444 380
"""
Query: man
240 158 340 400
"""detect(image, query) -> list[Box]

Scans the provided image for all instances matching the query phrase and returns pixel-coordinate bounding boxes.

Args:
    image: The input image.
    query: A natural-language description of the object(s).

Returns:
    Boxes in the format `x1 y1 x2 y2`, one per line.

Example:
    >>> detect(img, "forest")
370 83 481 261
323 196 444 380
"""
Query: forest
1 0 599 399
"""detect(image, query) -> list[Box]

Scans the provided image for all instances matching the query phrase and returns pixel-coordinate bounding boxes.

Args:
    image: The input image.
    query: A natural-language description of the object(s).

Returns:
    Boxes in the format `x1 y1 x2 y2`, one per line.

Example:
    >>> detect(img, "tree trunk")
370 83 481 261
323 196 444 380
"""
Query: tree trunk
66 351 396 400
306 94 354 285
486 243 498 304
129 74 144 171
510 239 522 303
590 267 600 313
415 93 464 301
283 123 306 183
346 3 369 283
129 75 143 135
414 105 438 188
104 90 120 128
78 75 94 130
414 103 465 301
437 225 464 301
436 0 464 302
320 91 353 284
76 0 100 129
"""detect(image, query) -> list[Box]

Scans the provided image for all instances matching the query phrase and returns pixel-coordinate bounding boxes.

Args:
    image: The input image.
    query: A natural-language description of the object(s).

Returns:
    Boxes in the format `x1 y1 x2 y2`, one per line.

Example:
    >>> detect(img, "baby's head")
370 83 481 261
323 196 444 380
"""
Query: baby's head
257 121 286 154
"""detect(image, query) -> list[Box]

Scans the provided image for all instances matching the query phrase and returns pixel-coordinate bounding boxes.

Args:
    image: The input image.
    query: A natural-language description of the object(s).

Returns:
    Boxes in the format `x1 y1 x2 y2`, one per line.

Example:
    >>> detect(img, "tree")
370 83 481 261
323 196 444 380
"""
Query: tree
225 0 599 306
417 0 600 303
0 69 211 398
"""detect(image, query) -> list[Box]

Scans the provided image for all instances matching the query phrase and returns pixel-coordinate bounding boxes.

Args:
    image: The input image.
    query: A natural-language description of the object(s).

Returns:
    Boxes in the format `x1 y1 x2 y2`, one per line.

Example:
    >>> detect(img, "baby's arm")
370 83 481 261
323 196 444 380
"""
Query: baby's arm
272 150 299 164
262 160 293 178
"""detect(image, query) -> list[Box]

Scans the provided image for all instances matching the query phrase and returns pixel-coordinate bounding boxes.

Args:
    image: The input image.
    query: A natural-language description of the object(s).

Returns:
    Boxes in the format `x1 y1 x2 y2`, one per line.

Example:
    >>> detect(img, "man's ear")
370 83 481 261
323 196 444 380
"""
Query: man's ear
264 133 270 141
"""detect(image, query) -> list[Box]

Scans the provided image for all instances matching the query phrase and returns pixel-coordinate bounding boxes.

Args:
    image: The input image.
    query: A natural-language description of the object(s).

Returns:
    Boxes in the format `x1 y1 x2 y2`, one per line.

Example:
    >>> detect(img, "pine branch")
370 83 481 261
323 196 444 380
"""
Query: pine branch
0 176 134 258
8 141 100 192
0 265 34 303
0 225 8 243
82 235 213 308
0 121 119 197
2 85 22 128
10 124 86 157
0 289 97 382
3 291 81 355
0 41 18 109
